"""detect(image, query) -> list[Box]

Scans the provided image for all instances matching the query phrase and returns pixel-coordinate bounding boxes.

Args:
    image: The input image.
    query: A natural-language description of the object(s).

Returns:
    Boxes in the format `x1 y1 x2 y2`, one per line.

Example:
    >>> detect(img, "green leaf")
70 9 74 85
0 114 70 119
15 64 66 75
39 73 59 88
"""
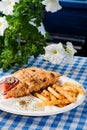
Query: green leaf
0 0 48 71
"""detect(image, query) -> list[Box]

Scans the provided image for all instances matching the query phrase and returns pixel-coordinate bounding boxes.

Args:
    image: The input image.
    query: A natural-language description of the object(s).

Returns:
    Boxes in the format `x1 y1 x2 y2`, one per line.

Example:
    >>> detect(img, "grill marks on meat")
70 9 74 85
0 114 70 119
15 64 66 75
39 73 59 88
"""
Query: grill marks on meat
6 67 60 98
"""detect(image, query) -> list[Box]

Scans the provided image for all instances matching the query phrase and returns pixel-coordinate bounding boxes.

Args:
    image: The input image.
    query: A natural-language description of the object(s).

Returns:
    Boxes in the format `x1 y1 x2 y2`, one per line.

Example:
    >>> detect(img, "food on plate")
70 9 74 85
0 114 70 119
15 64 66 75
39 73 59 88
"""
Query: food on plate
0 67 60 98
0 67 85 108
34 82 85 108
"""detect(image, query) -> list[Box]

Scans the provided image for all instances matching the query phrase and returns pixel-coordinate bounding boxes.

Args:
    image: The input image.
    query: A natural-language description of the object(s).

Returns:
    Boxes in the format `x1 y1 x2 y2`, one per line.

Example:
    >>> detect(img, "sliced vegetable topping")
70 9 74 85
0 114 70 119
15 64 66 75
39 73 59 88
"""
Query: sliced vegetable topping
1 76 19 95
6 77 19 84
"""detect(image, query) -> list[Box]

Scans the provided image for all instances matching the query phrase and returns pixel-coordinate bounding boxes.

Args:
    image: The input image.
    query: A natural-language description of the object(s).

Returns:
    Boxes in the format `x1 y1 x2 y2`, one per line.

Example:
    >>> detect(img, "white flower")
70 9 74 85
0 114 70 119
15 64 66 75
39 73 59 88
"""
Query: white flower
0 16 8 36
42 0 62 13
44 42 77 65
66 42 77 56
0 0 20 15
29 18 46 36
44 43 66 64
63 42 77 63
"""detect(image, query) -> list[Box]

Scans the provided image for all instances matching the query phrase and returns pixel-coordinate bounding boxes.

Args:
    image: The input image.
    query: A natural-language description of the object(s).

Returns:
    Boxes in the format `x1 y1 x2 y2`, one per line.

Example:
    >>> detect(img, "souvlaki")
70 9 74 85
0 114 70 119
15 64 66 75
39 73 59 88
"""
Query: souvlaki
0 67 60 98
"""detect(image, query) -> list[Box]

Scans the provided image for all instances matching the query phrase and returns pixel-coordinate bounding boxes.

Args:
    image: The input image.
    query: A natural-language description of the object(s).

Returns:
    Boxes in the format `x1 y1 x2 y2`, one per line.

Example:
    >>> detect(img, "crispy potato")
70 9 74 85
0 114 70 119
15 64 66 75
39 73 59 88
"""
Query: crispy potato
63 82 85 95
34 81 85 108
63 83 78 93
38 98 70 107
34 93 47 101
53 84 76 103
48 87 65 99
49 92 57 101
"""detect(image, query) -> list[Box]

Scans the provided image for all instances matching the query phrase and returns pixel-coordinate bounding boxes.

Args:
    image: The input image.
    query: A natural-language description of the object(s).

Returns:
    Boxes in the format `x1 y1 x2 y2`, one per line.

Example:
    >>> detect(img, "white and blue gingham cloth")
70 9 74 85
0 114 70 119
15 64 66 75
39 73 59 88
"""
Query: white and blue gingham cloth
0 55 87 130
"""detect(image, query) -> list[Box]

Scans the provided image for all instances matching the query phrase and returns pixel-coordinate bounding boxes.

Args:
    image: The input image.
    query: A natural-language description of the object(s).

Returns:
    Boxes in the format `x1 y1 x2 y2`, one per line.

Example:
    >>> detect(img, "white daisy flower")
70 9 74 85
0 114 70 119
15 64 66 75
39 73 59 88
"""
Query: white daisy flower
0 16 8 36
42 0 62 13
44 43 66 64
0 0 20 15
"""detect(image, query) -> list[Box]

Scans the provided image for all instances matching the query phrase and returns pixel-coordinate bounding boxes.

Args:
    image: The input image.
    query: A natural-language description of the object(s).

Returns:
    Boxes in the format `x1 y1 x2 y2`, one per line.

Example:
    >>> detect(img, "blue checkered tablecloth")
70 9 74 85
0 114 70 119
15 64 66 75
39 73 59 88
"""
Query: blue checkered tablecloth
0 55 87 130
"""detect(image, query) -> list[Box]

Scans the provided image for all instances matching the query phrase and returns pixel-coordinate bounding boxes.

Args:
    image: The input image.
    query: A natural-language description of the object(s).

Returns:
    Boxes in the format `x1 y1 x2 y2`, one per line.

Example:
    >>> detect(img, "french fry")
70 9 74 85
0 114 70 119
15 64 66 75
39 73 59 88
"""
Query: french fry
48 86 65 99
38 100 54 107
34 81 85 108
38 98 70 107
41 90 57 101
56 98 70 107
53 84 76 103
41 90 50 97
63 82 85 95
49 92 57 101
63 83 78 93
34 93 47 101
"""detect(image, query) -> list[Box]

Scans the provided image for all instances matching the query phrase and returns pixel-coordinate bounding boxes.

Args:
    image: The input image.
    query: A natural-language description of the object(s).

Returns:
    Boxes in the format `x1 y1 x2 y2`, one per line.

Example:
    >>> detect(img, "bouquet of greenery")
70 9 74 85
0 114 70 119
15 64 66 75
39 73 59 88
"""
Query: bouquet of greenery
0 0 61 70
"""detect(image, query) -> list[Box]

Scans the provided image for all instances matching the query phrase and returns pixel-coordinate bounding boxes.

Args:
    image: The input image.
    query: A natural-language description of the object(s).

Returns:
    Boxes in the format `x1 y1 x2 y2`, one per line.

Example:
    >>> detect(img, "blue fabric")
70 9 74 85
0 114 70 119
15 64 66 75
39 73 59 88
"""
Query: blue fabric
0 55 87 130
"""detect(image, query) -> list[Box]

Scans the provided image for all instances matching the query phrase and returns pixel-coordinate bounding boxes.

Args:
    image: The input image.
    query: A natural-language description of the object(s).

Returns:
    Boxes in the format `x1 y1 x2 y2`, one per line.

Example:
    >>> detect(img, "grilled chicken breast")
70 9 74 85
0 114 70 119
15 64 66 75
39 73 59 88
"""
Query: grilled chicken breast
5 67 60 98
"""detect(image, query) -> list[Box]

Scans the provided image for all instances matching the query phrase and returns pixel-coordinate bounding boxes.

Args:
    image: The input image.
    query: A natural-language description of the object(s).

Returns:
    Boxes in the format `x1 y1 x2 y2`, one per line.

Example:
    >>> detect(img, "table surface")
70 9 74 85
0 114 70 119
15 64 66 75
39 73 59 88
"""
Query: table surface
0 55 87 130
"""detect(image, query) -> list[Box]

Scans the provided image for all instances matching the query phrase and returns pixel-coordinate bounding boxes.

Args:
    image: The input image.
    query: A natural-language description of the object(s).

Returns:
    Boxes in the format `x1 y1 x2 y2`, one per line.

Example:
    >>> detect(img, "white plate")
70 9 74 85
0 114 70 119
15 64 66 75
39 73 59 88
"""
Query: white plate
0 75 86 116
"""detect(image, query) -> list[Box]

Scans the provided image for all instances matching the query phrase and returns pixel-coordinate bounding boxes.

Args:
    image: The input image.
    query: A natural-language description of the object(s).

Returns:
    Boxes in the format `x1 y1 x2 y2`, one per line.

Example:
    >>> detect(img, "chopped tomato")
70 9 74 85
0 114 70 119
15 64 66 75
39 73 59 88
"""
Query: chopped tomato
4 83 10 92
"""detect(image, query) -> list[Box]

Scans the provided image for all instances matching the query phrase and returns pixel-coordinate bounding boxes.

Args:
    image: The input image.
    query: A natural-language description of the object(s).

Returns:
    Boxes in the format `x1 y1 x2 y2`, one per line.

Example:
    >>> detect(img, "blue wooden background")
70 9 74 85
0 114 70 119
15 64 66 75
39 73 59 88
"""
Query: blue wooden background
43 0 87 37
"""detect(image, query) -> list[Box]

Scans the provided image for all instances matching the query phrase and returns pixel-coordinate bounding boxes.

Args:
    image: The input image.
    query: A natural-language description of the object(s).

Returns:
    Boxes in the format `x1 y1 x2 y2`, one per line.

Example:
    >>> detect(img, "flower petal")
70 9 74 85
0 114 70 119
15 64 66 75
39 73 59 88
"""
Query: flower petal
66 42 77 55
42 0 62 13
0 16 8 36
